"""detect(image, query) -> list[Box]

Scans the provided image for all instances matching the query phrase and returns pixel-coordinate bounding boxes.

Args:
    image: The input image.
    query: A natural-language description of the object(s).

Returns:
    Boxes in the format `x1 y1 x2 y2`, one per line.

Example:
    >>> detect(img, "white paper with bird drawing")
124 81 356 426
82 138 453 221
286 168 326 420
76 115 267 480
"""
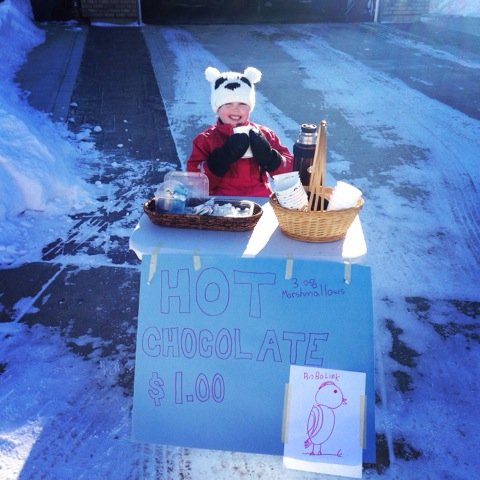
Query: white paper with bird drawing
283 365 366 478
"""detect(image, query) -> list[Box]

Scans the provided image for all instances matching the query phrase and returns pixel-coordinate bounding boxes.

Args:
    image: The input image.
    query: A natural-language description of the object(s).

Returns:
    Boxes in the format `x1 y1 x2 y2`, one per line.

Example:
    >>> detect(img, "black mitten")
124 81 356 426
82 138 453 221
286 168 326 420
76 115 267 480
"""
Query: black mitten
207 133 249 176
249 129 281 171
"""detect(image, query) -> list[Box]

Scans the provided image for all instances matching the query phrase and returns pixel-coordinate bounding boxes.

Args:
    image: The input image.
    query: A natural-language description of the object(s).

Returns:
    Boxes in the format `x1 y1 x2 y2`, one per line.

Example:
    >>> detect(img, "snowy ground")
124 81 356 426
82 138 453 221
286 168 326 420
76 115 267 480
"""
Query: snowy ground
430 0 480 17
1 0 480 479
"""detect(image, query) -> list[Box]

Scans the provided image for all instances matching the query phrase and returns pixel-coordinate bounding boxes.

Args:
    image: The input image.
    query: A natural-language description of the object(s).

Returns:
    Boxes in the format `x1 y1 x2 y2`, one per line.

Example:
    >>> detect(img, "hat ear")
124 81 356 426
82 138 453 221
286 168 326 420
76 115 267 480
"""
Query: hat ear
243 67 262 84
205 66 221 83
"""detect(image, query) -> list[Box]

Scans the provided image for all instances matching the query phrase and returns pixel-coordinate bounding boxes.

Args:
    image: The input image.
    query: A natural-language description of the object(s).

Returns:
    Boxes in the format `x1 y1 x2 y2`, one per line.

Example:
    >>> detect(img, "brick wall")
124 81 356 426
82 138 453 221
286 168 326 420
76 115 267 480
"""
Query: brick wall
80 0 138 20
379 0 430 22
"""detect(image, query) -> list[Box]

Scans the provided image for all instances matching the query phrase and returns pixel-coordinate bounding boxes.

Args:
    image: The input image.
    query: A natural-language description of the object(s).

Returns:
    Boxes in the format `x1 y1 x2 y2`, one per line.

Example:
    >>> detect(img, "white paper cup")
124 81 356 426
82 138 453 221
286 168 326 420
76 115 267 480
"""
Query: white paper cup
272 172 308 210
233 125 253 157
327 181 362 211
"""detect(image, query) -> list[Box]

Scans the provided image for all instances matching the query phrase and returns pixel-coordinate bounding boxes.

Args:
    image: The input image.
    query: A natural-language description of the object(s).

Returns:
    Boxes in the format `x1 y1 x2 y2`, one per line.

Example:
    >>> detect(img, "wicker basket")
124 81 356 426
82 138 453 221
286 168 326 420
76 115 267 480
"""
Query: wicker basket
269 120 364 242
269 188 363 242
144 198 263 232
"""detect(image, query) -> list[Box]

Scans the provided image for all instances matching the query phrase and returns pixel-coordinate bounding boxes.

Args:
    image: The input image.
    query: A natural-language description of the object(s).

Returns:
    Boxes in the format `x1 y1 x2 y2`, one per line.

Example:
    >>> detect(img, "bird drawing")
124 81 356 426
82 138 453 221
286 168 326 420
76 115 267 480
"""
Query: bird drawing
304 381 347 457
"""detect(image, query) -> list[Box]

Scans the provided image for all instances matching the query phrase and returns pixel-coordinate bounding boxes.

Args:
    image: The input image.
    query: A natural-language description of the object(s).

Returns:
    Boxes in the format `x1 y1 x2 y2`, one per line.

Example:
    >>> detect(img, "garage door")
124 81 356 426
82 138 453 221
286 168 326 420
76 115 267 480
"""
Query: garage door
141 0 376 24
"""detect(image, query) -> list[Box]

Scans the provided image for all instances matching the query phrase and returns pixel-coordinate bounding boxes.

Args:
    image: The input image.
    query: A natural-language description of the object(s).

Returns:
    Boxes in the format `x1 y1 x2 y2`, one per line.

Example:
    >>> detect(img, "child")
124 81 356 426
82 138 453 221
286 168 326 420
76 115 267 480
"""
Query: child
186 66 293 197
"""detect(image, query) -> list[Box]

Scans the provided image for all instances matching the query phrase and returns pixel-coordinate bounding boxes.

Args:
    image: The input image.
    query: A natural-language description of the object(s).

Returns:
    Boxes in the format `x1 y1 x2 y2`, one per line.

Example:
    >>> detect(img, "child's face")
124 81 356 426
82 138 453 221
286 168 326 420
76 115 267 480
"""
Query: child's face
217 102 251 126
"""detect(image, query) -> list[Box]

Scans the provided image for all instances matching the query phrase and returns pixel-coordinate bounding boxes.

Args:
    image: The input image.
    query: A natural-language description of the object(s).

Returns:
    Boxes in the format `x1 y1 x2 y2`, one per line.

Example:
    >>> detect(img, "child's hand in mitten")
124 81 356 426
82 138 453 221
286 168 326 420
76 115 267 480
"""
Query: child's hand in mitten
249 129 281 171
207 133 249 176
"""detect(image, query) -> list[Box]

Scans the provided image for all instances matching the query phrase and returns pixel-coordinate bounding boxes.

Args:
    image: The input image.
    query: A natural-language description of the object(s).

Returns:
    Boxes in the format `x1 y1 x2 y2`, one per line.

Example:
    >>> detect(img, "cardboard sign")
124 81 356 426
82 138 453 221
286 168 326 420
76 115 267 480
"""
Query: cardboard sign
284 366 366 478
131 253 375 462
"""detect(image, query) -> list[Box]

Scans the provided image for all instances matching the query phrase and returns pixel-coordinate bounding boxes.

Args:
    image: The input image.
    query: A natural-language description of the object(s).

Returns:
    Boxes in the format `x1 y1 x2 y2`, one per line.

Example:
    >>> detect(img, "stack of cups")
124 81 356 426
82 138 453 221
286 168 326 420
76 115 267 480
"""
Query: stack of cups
327 181 362 211
271 172 308 210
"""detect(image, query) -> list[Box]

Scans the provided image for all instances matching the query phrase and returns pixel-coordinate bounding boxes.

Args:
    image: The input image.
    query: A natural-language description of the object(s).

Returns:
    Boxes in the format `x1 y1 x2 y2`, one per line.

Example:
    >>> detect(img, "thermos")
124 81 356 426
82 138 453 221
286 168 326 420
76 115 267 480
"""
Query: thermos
293 123 318 187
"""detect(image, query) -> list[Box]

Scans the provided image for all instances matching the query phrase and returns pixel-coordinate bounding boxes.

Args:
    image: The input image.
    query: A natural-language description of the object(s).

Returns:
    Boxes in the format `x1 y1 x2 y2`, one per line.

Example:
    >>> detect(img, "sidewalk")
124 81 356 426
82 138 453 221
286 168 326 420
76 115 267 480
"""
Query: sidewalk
15 22 86 122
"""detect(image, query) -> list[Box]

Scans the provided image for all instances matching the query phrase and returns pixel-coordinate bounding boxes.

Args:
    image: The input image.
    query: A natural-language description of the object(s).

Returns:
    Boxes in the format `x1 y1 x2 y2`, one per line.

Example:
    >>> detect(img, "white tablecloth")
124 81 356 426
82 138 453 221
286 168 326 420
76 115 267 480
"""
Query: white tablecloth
129 198 367 263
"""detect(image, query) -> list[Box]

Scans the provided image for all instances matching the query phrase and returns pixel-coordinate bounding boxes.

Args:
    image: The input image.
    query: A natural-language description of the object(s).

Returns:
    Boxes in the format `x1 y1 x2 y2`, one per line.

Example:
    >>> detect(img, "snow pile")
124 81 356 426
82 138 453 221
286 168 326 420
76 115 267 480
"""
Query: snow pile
0 0 41 80
429 0 480 17
0 0 94 266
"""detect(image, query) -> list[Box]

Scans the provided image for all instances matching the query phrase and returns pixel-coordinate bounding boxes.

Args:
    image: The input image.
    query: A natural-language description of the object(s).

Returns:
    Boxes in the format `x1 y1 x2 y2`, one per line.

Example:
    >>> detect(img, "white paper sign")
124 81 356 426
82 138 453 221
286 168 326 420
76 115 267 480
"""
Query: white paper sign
284 366 366 478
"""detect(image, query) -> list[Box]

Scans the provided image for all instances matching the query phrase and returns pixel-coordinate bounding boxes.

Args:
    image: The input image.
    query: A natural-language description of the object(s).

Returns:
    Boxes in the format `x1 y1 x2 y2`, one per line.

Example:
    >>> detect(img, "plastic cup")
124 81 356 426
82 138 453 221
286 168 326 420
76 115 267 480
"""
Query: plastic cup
233 125 253 157
327 181 362 211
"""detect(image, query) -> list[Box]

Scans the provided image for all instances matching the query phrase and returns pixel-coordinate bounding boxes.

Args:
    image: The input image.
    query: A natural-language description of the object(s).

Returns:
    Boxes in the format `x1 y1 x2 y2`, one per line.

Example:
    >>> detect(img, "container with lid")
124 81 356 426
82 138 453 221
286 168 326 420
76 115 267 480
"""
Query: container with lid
293 123 318 187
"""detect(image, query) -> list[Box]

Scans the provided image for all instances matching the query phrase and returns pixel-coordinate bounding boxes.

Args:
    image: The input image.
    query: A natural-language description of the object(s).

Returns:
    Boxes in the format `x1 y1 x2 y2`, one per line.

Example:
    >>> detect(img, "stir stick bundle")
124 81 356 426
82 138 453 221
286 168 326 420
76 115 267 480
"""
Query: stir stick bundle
307 120 327 211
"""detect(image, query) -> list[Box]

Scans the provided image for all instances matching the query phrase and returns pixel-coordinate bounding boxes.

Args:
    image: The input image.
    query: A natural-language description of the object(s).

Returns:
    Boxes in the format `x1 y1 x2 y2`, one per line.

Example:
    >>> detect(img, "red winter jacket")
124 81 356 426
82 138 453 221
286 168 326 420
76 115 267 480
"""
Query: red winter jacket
186 120 293 197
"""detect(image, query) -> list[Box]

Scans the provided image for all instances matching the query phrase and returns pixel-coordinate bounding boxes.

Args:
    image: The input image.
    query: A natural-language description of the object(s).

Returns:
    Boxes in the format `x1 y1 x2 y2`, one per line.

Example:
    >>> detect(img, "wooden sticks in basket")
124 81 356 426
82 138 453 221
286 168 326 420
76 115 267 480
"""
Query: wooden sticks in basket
307 120 327 212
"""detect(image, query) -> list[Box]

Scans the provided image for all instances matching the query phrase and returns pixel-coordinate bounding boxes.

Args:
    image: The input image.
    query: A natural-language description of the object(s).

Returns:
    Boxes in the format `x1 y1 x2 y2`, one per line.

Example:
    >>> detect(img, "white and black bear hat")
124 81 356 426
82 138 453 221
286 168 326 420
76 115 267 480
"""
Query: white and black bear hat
205 66 262 113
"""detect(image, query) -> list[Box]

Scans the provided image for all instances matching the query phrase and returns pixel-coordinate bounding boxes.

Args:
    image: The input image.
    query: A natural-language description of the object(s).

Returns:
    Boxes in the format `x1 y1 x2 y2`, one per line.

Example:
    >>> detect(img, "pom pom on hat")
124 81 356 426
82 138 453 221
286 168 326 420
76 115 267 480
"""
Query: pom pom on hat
205 66 262 113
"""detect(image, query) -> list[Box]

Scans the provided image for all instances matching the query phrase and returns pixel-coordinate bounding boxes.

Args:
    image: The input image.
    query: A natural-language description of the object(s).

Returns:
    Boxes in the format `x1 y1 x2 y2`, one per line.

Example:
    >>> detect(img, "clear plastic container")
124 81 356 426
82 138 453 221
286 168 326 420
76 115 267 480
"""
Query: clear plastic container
164 171 209 204
155 172 210 213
